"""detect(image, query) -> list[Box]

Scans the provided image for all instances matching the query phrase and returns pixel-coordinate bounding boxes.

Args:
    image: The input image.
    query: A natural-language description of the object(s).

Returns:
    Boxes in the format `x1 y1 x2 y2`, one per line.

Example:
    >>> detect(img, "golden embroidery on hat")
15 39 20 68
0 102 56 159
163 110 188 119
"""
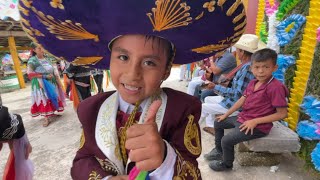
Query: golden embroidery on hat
184 115 201 155
18 4 29 16
203 1 216 12
195 11 204 20
30 7 99 42
147 0 192 32
88 171 102 180
191 0 246 54
233 9 245 24
173 150 201 180
20 0 32 8
50 0 64 10
217 0 227 7
226 0 242 16
234 18 247 31
71 57 103 66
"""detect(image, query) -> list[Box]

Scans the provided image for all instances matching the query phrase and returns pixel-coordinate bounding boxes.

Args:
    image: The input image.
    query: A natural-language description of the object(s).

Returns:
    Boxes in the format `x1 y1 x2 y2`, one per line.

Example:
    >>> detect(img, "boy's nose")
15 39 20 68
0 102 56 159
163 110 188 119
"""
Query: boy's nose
126 63 142 80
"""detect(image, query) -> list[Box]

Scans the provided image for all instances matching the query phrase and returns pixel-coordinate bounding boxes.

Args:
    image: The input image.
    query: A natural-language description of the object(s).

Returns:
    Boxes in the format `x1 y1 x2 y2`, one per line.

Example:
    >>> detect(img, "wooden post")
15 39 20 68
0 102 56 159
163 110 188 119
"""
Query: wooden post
8 36 26 89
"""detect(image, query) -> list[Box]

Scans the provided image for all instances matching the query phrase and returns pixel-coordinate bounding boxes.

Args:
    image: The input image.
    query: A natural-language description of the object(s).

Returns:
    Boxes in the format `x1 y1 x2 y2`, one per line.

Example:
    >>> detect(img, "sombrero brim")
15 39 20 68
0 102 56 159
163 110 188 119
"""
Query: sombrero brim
19 0 247 68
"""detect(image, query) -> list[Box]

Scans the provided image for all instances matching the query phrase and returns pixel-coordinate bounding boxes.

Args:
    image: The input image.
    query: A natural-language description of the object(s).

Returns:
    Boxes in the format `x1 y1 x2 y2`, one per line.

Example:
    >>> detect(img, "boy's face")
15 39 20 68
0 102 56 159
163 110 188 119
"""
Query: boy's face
110 35 170 104
251 59 278 83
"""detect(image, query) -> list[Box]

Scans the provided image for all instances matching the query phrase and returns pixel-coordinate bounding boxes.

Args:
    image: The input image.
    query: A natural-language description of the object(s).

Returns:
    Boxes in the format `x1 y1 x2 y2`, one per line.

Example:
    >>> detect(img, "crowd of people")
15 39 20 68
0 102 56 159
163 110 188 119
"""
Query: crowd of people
181 34 288 172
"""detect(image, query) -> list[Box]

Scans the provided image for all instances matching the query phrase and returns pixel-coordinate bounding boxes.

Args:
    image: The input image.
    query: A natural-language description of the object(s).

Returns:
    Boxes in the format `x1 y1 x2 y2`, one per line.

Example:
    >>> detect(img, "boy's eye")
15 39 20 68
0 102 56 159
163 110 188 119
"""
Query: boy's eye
143 60 156 66
118 55 128 61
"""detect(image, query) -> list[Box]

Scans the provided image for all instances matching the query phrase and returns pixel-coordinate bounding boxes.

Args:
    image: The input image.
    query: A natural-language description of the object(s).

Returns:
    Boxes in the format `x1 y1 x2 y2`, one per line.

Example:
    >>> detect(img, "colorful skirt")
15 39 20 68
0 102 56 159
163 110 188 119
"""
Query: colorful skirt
30 78 66 117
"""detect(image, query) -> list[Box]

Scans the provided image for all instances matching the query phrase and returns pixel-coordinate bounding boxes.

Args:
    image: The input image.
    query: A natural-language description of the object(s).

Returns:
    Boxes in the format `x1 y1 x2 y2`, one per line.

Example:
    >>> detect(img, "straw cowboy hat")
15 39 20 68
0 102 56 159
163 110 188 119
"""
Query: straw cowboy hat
19 0 247 68
233 34 267 53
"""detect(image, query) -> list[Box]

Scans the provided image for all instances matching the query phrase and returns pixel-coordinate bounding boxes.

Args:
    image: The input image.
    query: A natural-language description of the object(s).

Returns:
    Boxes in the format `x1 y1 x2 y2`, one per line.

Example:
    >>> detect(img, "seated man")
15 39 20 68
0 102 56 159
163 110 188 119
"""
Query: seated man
187 50 236 97
206 48 288 171
201 34 265 134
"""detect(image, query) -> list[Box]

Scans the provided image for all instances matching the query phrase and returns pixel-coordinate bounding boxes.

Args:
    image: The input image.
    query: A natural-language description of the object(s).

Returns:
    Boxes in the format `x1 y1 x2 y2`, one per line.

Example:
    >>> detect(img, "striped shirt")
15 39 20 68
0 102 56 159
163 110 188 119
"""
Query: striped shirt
214 62 255 109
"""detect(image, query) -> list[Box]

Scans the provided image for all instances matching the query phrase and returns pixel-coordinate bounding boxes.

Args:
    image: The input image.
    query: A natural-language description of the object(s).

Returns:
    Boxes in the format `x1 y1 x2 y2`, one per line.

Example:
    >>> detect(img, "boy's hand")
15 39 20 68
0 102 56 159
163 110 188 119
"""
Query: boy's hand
239 120 258 135
109 175 128 180
216 114 227 122
126 100 165 171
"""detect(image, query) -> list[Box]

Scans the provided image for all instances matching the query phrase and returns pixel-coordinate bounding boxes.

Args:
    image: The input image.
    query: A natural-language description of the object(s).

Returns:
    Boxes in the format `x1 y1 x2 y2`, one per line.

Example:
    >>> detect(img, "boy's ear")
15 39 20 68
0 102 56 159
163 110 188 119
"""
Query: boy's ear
273 64 278 72
162 68 171 81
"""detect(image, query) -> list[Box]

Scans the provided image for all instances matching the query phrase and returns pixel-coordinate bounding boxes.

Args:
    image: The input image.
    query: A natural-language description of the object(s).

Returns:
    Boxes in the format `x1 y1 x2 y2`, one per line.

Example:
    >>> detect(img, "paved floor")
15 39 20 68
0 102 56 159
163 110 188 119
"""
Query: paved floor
0 67 318 180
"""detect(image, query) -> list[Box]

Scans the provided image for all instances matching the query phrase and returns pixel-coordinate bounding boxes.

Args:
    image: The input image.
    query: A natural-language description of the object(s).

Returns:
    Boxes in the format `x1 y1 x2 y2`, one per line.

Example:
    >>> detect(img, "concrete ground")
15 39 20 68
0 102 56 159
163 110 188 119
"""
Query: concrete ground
0 67 317 180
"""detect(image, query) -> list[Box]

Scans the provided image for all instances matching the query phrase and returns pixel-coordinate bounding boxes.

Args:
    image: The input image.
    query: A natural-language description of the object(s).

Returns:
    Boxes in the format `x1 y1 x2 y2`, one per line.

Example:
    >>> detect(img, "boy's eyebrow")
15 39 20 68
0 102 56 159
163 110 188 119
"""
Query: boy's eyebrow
112 47 130 54
113 46 161 60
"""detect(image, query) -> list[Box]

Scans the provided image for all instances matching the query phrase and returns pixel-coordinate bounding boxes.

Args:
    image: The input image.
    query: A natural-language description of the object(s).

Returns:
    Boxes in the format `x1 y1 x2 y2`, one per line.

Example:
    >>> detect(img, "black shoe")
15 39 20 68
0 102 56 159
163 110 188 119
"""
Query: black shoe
209 160 233 171
204 148 222 161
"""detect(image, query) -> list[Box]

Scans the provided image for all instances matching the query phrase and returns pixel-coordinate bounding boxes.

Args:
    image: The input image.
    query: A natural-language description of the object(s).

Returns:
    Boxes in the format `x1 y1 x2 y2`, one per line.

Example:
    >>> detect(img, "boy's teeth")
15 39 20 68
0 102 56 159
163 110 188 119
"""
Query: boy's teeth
124 84 139 91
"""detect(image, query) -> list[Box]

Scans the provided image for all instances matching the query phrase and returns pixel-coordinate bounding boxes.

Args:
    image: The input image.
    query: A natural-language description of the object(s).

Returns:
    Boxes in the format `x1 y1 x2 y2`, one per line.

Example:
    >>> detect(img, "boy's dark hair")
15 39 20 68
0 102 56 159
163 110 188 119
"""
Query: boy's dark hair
251 48 277 65
144 35 175 69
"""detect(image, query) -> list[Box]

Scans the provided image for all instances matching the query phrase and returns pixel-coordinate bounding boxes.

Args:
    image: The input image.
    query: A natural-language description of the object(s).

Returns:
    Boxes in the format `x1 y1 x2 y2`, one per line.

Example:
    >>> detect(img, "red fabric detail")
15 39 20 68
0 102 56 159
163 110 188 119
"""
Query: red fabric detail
116 110 142 131
31 100 64 117
3 150 15 180
224 62 246 80
27 72 41 80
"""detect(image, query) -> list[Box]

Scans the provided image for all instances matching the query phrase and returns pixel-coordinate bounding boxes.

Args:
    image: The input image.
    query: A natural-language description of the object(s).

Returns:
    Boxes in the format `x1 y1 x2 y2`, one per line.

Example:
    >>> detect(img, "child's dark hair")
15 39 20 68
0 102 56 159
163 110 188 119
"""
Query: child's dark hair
144 35 175 69
251 48 277 65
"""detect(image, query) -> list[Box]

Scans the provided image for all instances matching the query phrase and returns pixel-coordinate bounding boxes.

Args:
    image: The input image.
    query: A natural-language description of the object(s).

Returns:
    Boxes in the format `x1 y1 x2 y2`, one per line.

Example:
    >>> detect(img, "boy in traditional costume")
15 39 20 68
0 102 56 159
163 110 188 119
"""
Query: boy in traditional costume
19 0 247 179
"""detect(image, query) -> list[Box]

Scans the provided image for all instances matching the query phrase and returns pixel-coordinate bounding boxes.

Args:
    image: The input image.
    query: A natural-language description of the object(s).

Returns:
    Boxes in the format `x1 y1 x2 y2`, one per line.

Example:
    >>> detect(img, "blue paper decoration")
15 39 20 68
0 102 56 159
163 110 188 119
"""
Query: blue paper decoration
311 143 320 172
297 120 320 140
300 96 320 123
276 14 306 47
273 54 296 83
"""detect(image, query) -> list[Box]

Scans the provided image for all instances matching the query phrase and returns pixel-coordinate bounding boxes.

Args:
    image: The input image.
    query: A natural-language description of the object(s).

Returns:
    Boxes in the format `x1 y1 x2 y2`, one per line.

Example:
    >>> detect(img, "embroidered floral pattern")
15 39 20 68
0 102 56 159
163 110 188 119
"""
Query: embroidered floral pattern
50 0 64 10
88 171 101 180
173 150 201 180
203 1 216 12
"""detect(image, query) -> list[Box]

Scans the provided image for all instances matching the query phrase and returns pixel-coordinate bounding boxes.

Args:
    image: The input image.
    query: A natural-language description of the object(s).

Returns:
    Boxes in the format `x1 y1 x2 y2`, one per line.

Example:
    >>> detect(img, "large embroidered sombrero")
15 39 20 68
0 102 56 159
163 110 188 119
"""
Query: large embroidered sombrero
19 0 247 68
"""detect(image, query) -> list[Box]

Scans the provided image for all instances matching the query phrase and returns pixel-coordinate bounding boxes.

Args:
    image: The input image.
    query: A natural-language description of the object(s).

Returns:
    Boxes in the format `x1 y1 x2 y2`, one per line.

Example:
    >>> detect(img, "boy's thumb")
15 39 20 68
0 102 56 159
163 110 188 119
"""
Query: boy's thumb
144 100 162 124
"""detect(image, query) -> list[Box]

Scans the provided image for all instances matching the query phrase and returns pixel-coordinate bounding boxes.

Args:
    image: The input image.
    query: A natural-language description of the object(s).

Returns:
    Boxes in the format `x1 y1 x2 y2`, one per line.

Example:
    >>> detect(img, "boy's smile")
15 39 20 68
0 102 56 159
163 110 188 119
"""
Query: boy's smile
110 35 171 104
